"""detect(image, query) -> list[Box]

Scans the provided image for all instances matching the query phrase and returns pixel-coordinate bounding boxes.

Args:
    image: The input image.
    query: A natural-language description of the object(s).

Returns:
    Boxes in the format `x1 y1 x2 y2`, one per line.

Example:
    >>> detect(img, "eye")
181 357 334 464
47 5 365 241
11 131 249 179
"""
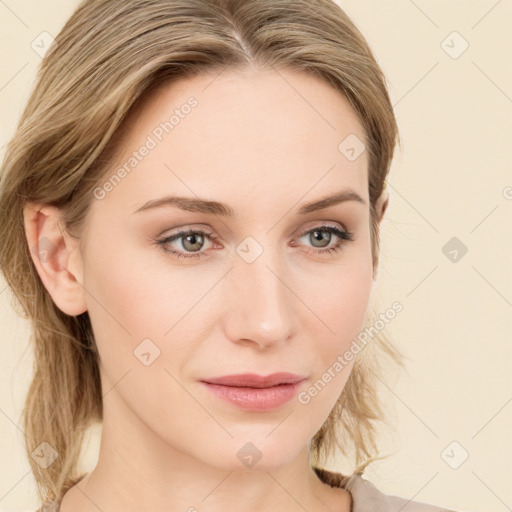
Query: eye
155 224 354 260
294 224 354 256
156 228 218 259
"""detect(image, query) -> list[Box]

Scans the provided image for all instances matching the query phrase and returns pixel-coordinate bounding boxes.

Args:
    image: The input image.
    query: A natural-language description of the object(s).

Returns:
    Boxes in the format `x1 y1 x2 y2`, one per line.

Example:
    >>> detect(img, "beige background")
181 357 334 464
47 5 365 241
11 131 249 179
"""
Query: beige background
1 1 511 511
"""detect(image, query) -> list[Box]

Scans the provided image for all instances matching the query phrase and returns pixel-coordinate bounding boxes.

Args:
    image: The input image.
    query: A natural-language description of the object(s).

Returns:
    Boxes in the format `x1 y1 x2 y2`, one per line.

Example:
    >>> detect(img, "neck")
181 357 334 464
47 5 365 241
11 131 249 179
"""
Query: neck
59 387 351 512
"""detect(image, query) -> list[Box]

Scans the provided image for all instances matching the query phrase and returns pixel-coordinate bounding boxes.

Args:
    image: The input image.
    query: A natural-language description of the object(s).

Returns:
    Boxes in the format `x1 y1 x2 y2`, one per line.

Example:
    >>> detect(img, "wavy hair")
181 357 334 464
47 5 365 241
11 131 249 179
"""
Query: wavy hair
0 0 405 504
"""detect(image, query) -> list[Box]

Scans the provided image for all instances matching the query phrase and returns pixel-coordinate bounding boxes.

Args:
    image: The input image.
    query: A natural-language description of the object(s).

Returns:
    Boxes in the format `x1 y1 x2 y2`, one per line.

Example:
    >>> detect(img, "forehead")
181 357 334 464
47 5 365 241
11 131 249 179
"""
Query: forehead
96 66 369 217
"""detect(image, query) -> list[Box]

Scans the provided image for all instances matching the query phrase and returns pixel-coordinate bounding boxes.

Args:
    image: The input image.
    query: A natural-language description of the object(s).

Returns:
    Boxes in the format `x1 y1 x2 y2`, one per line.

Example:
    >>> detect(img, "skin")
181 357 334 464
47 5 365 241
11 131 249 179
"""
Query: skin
24 66 388 512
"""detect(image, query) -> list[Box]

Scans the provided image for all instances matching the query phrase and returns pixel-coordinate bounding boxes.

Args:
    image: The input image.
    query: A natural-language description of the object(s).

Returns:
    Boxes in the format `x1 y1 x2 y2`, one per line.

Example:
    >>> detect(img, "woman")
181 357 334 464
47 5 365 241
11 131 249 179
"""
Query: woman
0 1 463 511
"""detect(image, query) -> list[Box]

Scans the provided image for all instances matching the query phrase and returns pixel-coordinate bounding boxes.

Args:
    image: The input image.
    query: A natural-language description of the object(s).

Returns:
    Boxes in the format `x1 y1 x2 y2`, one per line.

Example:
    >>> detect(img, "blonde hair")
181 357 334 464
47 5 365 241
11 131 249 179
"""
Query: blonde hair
0 0 405 504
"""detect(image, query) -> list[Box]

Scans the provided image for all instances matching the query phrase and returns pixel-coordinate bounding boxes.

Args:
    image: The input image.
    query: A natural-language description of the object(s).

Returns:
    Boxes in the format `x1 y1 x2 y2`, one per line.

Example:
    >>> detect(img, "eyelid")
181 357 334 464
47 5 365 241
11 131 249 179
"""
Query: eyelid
296 220 347 236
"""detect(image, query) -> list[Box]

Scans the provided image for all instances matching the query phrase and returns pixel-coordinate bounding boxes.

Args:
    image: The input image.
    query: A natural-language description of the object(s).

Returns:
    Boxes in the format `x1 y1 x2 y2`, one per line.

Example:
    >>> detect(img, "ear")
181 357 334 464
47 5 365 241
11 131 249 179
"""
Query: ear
375 189 389 224
371 190 389 283
23 202 88 316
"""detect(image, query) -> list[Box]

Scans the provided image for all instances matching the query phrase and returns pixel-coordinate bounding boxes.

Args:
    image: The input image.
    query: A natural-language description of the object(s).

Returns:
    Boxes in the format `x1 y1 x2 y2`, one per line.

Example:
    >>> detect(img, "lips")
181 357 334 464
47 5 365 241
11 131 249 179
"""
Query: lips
199 372 307 411
200 372 306 388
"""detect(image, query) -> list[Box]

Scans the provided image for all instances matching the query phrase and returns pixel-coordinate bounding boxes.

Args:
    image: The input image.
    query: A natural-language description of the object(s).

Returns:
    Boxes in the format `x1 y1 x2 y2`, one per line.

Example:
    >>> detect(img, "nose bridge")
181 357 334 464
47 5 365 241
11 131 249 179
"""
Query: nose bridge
223 239 294 346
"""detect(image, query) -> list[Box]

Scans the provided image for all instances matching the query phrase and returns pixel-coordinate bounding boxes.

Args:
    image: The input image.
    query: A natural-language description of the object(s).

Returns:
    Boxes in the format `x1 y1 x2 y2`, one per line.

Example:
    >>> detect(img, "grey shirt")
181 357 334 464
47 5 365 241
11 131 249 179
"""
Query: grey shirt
316 467 459 512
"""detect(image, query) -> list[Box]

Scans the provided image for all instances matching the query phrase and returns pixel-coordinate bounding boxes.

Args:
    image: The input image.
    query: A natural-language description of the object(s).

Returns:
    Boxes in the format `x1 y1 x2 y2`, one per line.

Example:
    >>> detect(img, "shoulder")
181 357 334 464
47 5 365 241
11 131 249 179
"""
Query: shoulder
313 466 462 512
345 472 458 512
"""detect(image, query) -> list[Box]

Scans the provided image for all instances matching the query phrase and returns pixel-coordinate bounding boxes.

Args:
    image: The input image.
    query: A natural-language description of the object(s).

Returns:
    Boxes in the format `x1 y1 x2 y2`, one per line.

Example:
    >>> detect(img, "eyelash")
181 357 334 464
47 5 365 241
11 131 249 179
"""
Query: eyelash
156 224 354 260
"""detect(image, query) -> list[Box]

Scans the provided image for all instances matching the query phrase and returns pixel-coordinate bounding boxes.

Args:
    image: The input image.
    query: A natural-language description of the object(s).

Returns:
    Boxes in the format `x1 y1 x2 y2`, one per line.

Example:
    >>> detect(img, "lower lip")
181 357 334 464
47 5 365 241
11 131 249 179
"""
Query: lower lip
200 380 305 411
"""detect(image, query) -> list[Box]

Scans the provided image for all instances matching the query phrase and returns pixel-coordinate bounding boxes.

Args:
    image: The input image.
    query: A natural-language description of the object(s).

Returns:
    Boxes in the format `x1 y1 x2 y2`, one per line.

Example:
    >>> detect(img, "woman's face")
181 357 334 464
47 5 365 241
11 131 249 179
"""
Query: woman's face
75 67 377 470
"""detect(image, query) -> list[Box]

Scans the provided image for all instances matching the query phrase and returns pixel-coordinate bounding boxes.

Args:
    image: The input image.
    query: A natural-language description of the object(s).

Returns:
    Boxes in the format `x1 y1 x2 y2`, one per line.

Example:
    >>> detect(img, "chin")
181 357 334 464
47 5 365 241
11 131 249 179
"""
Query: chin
207 433 306 472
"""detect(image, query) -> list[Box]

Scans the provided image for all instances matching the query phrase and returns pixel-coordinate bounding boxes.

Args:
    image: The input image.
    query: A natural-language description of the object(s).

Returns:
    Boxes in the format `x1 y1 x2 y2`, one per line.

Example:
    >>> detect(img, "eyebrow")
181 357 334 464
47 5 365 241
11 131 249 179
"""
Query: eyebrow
133 189 367 216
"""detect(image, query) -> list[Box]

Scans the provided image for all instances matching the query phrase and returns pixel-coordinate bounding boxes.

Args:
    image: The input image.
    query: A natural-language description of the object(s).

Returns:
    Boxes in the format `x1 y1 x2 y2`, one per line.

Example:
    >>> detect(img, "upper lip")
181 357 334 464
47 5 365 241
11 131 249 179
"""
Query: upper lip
201 372 306 388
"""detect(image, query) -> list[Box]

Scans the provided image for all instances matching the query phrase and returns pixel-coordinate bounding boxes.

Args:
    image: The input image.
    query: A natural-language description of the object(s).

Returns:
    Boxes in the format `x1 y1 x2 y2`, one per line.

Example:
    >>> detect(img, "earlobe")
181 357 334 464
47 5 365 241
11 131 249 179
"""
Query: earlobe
23 202 88 316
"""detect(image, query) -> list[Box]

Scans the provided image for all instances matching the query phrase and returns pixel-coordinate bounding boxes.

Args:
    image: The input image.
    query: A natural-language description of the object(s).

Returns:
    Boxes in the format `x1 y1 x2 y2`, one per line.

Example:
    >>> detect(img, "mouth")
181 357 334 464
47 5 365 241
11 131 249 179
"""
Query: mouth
199 372 307 411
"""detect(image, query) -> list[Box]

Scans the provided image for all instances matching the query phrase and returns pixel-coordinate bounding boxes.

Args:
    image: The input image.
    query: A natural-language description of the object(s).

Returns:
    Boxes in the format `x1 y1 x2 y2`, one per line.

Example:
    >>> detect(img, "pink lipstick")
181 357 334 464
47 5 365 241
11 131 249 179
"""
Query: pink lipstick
200 372 306 411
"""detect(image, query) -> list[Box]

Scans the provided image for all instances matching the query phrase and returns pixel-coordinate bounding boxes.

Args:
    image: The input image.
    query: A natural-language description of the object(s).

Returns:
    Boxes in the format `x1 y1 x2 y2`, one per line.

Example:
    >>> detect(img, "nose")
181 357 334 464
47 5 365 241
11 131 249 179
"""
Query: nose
222 246 296 349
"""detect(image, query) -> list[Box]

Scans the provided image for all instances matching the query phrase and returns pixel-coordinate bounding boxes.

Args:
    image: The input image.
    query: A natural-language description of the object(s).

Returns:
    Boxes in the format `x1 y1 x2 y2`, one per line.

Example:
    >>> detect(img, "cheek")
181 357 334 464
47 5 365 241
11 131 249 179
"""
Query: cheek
297 248 374 402
81 238 206 436
81 228 214 382
294 268 372 426
329 268 373 345
80 228 163 370
83 222 170 332
301 254 374 349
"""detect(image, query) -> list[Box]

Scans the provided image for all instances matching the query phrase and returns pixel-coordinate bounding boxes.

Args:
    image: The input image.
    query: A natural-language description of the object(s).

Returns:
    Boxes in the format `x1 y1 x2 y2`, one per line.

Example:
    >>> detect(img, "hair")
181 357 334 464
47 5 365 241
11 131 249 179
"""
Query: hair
0 0 406 505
